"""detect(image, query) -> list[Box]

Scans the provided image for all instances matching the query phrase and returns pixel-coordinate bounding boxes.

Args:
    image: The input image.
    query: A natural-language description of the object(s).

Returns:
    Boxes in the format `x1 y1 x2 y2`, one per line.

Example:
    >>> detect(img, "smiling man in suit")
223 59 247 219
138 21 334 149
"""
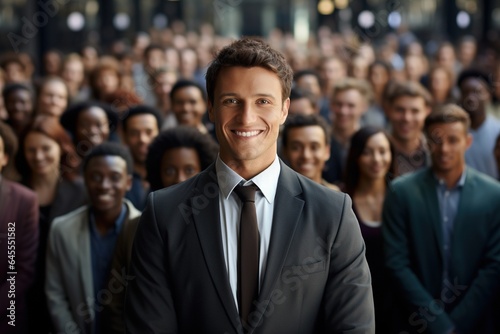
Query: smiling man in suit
383 104 500 333
125 38 374 334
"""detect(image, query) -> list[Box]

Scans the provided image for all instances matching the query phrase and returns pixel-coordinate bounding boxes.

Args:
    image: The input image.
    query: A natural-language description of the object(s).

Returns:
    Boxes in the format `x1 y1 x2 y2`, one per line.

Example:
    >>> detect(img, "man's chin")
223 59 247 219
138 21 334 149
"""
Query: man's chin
91 202 119 214
432 164 454 174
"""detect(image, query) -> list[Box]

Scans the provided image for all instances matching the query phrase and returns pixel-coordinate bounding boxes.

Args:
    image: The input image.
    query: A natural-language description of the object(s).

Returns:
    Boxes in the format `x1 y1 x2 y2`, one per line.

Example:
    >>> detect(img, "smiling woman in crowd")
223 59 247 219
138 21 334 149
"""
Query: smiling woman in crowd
16 115 87 333
344 125 396 333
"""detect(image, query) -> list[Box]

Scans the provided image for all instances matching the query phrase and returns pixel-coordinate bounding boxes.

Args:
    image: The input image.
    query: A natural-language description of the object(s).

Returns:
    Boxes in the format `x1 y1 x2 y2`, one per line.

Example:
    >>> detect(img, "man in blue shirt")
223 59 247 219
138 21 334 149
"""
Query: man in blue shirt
383 104 500 333
458 68 500 179
46 143 141 334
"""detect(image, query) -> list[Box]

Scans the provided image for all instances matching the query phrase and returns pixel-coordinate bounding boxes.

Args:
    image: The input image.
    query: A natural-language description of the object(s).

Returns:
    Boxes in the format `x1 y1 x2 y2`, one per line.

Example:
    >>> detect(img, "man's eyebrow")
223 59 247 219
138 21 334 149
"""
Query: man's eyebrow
217 93 277 99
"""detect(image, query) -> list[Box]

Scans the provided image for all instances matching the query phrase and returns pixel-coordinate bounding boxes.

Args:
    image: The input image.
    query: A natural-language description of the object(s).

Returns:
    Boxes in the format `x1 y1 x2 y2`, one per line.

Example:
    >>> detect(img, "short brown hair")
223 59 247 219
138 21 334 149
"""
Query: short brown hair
332 78 373 104
386 81 433 107
205 38 293 104
424 104 470 136
282 114 331 147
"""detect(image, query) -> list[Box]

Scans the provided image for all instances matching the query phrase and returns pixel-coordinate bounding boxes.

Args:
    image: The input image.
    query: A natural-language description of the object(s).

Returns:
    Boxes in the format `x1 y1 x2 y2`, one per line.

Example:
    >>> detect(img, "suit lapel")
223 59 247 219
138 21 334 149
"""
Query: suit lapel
252 163 304 331
190 166 241 332
421 170 445 264
78 209 95 328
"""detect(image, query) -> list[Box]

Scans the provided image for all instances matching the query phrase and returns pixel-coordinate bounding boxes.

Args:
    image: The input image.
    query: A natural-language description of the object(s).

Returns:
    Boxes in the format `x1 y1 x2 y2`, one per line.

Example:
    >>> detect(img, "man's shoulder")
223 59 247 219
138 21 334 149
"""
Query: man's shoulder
51 205 89 233
391 168 429 186
466 167 500 192
124 198 142 220
2 179 37 202
482 115 500 133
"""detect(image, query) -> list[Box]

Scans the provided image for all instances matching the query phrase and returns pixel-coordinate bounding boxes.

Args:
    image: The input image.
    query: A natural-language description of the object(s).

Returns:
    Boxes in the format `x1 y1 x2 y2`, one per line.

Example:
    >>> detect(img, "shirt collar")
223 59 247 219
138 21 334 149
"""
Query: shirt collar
89 203 128 236
215 155 281 204
434 168 467 189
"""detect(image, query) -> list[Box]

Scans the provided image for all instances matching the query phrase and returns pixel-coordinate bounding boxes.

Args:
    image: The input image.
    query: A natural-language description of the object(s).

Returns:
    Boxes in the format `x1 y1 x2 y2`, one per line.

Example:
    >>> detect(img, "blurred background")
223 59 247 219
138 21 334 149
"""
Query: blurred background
1 0 500 72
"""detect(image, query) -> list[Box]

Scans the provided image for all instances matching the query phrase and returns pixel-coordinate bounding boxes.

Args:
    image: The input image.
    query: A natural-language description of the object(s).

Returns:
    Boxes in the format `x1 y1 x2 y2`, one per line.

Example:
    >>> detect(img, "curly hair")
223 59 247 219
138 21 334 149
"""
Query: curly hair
146 126 219 191
60 100 119 141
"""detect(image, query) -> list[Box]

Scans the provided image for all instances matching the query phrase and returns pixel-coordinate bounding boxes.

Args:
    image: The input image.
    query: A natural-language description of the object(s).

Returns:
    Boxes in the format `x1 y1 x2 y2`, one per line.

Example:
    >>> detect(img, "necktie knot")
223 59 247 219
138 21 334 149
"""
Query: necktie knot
234 184 258 203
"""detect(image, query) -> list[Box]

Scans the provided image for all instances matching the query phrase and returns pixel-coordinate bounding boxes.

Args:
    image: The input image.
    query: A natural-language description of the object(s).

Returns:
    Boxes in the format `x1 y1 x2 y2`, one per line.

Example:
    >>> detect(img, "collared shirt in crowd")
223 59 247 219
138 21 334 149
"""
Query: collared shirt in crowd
434 169 467 289
89 203 127 334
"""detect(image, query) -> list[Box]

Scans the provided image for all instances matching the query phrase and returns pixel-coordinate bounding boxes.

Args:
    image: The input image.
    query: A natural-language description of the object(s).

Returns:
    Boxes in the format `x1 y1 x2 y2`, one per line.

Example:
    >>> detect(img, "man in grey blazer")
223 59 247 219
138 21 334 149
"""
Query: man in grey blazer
125 38 374 334
46 143 141 334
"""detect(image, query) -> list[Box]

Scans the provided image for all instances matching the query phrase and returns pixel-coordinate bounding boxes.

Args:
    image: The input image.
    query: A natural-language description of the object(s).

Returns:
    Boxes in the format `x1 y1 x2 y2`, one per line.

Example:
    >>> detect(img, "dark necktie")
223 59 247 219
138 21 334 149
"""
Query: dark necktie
233 184 260 326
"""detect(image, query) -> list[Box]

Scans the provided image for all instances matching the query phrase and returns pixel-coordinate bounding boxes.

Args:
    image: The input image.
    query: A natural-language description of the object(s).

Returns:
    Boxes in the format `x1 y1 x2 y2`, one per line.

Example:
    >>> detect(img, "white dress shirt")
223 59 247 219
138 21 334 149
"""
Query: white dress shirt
215 155 280 309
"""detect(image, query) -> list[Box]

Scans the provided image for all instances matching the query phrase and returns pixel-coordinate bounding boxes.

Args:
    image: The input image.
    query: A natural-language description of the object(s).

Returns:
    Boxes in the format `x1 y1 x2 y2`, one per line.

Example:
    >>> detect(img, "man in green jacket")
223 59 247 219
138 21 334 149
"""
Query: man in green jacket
383 104 500 334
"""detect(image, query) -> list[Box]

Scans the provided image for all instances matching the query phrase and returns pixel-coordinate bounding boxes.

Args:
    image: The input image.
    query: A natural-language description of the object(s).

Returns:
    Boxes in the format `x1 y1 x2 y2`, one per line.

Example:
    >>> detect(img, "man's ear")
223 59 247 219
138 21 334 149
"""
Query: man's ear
280 98 290 125
360 100 369 115
466 133 473 150
126 174 133 192
425 106 432 116
324 144 331 161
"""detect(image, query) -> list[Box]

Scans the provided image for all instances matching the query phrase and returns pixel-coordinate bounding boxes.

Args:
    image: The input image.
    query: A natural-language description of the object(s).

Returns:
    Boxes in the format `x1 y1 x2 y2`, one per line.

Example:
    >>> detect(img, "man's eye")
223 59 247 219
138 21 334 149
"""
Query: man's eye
258 99 270 104
164 167 176 176
223 98 238 105
311 144 320 151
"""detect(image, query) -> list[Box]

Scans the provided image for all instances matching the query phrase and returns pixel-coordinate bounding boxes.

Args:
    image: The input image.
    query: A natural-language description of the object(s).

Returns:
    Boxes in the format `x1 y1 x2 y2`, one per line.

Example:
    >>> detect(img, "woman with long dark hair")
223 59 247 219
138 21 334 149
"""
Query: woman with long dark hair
344 125 395 333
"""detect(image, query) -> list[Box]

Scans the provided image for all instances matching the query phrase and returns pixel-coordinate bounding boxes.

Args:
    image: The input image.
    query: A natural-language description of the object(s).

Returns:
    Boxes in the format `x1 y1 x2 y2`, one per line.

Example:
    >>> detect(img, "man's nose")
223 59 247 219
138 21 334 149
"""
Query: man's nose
99 177 112 189
303 147 313 159
238 103 257 124
177 171 188 184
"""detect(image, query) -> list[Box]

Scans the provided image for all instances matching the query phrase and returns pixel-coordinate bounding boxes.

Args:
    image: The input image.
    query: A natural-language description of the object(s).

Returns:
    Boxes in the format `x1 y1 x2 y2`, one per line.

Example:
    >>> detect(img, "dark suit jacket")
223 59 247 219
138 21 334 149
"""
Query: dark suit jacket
0 178 39 334
383 167 500 334
125 161 374 334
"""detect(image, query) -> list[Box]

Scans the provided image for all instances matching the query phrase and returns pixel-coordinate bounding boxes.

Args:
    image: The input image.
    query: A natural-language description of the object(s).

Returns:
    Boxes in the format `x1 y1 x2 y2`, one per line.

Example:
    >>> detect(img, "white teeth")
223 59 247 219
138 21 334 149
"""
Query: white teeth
235 130 260 137
98 194 113 200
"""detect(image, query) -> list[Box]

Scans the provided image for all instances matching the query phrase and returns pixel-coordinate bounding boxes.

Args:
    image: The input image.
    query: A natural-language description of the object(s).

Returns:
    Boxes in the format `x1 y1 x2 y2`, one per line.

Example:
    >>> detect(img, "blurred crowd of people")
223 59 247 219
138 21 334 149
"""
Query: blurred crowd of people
1 20 500 334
